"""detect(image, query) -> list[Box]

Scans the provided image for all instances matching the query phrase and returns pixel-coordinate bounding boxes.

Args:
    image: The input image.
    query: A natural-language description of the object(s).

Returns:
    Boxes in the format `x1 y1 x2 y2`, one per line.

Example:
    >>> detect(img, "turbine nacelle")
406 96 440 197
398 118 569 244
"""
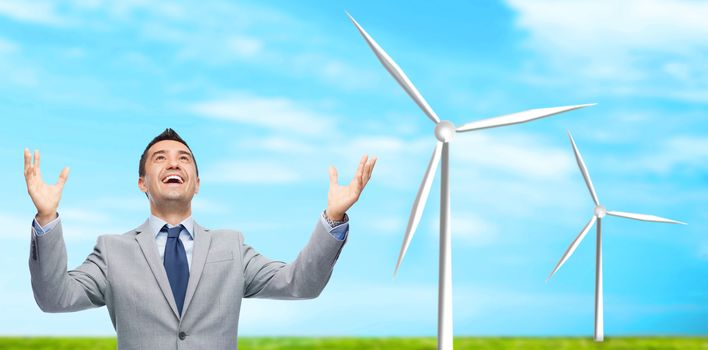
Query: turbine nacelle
594 205 607 218
435 121 456 143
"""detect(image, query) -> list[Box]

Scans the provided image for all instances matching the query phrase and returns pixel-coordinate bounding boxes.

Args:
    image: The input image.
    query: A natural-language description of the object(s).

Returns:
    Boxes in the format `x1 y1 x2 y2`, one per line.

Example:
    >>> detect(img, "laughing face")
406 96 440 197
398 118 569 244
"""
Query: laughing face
138 140 200 206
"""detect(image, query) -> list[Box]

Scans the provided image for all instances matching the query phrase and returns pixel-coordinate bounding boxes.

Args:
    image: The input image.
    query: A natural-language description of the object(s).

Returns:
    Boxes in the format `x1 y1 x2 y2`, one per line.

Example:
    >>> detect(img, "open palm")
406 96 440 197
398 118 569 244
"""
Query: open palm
24 149 69 224
326 155 376 220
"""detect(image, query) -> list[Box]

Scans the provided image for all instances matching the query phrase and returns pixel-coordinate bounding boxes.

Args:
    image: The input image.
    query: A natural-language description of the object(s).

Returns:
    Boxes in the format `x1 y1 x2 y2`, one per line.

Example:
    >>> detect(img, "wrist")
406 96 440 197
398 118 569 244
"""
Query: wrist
325 209 344 221
36 212 57 227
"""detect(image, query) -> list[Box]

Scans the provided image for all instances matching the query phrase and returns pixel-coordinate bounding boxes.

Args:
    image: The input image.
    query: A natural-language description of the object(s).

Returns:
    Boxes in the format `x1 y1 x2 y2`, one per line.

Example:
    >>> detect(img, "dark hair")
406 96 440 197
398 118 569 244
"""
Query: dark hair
139 128 199 177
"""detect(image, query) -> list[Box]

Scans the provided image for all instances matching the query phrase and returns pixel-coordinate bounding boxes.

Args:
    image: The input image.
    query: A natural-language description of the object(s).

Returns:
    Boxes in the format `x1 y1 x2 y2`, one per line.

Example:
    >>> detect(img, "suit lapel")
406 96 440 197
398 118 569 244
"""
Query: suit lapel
181 222 212 317
135 221 180 320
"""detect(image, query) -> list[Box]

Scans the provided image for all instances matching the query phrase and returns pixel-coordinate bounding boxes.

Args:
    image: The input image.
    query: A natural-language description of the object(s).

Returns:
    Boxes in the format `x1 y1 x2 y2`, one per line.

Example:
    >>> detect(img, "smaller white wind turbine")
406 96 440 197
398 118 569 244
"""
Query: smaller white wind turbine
548 131 686 342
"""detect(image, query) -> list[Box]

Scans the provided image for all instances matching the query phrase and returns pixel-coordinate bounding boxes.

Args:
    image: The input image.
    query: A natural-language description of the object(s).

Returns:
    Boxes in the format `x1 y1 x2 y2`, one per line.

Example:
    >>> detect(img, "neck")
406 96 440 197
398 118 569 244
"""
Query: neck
150 201 192 226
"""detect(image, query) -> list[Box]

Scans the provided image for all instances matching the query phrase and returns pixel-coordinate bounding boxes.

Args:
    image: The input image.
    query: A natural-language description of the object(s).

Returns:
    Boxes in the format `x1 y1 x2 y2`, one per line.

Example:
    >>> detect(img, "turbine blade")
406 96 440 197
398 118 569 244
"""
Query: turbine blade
347 13 441 124
456 104 595 132
547 215 597 281
568 131 600 206
394 142 443 276
607 210 686 225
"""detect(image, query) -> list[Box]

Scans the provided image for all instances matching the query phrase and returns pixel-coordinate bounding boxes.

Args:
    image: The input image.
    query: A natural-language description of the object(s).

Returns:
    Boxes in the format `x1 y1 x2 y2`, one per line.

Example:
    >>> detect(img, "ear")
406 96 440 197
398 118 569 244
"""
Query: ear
195 176 200 194
138 176 147 193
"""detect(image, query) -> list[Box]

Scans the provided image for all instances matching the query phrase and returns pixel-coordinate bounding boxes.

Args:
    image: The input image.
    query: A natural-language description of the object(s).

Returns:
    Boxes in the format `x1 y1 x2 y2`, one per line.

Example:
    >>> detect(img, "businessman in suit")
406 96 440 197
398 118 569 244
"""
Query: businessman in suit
25 128 376 350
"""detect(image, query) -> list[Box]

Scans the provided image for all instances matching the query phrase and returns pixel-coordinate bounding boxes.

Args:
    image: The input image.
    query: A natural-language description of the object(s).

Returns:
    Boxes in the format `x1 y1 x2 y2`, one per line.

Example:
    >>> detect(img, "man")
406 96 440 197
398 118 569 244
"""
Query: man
25 128 376 350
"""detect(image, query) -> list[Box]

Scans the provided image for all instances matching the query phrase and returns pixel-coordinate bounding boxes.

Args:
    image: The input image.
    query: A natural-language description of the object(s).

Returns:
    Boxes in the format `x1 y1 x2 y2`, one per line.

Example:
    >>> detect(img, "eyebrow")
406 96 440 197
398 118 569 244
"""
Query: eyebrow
151 150 193 159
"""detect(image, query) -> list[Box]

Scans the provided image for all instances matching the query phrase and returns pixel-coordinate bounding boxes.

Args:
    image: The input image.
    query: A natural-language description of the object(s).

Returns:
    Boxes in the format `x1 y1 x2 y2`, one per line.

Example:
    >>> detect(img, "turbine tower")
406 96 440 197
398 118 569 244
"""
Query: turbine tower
548 131 686 342
347 13 594 350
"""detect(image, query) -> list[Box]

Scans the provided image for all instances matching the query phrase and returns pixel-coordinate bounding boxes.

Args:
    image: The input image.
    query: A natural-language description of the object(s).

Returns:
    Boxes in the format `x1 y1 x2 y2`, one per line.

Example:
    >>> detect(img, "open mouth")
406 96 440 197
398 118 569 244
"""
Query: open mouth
161 174 184 185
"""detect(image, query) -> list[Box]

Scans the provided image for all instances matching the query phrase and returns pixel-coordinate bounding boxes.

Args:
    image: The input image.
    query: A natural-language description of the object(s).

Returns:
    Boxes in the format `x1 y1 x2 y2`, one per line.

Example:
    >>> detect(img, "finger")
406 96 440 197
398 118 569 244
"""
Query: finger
34 150 40 176
328 165 338 187
363 156 377 187
23 148 31 175
361 157 376 188
355 154 368 186
360 155 375 184
355 155 367 177
57 167 70 187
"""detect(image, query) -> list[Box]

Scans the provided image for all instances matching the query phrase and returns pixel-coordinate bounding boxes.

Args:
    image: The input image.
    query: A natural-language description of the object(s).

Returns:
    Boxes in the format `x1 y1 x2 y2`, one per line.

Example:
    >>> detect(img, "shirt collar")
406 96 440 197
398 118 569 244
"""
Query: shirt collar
148 214 195 239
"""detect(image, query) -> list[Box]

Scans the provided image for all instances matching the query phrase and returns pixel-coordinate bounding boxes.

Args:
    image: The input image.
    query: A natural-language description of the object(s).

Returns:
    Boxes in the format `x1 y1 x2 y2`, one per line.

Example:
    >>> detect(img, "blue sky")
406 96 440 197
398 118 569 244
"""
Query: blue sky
0 0 706 337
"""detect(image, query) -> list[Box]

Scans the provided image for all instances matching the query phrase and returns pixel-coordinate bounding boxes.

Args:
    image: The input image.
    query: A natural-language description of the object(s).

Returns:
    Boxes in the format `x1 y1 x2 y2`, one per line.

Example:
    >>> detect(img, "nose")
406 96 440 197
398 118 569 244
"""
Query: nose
166 156 181 169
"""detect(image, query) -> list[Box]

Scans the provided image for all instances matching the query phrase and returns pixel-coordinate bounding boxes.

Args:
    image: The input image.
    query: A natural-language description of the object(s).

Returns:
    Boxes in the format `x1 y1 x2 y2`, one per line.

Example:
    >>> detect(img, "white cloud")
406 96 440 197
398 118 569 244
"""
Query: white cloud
60 208 110 224
0 37 18 55
70 0 103 10
0 37 38 87
203 160 302 184
78 0 187 21
290 53 381 91
92 196 146 213
0 213 31 239
235 136 317 155
620 135 708 174
654 136 708 172
700 244 708 260
187 89 594 248
141 21 188 43
189 93 336 135
369 217 406 235
92 1 376 89
61 47 86 59
150 29 265 65
0 1 68 26
199 125 580 220
196 131 423 197
57 206 126 239
226 35 264 58
436 215 499 246
191 197 229 214
0 208 124 240
62 223 126 239
452 132 574 181
506 0 708 101
508 0 708 55
422 213 500 247
343 135 412 155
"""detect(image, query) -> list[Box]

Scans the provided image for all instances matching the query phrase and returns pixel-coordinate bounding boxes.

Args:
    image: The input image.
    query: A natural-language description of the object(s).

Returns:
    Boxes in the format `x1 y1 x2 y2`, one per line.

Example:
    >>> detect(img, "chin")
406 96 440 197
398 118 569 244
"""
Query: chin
164 192 189 201
151 190 189 203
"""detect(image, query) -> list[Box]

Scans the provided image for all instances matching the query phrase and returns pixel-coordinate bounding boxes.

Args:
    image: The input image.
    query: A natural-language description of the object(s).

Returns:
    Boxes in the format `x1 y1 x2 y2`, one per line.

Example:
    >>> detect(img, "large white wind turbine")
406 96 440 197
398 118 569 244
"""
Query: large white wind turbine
548 131 686 342
347 13 594 350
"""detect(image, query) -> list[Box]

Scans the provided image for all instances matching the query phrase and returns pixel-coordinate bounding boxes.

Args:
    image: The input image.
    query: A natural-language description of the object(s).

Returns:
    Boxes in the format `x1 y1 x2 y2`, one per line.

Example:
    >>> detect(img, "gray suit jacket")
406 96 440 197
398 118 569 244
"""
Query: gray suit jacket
29 219 346 349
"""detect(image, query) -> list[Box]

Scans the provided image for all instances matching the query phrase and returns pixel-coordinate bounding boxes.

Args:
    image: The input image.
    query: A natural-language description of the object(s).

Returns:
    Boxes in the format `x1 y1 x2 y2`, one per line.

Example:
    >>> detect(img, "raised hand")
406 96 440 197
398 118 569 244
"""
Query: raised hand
24 149 70 226
326 155 377 221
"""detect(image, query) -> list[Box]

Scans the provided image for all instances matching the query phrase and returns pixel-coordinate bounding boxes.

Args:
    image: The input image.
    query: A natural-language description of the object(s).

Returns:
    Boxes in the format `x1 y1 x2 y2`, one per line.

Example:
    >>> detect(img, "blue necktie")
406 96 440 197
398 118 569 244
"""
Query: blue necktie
163 225 189 316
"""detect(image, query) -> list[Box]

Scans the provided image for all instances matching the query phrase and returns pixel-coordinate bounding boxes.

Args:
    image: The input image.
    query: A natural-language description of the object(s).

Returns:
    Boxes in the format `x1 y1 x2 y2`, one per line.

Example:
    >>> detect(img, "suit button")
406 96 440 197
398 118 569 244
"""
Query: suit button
178 331 186 340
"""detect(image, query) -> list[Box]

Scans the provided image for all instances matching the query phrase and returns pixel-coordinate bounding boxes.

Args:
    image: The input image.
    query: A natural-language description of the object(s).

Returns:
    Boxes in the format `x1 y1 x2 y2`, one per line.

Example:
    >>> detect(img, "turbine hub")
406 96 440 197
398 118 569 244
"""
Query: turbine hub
435 120 456 142
594 205 607 218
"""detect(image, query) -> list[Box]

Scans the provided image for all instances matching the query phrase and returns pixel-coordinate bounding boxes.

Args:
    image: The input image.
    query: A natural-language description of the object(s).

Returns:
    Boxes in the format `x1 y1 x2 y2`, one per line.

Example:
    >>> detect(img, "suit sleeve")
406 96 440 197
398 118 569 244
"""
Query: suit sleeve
242 217 346 299
29 220 108 312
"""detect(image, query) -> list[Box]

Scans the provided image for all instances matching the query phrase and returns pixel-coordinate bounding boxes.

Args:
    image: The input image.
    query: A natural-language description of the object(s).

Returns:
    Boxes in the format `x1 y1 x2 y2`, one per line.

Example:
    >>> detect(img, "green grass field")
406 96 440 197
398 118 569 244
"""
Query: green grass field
0 337 706 350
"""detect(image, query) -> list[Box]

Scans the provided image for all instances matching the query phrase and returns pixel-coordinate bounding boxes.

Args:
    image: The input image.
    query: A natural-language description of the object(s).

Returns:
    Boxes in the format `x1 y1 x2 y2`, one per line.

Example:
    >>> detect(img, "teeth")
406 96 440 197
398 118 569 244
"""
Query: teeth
164 175 183 183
